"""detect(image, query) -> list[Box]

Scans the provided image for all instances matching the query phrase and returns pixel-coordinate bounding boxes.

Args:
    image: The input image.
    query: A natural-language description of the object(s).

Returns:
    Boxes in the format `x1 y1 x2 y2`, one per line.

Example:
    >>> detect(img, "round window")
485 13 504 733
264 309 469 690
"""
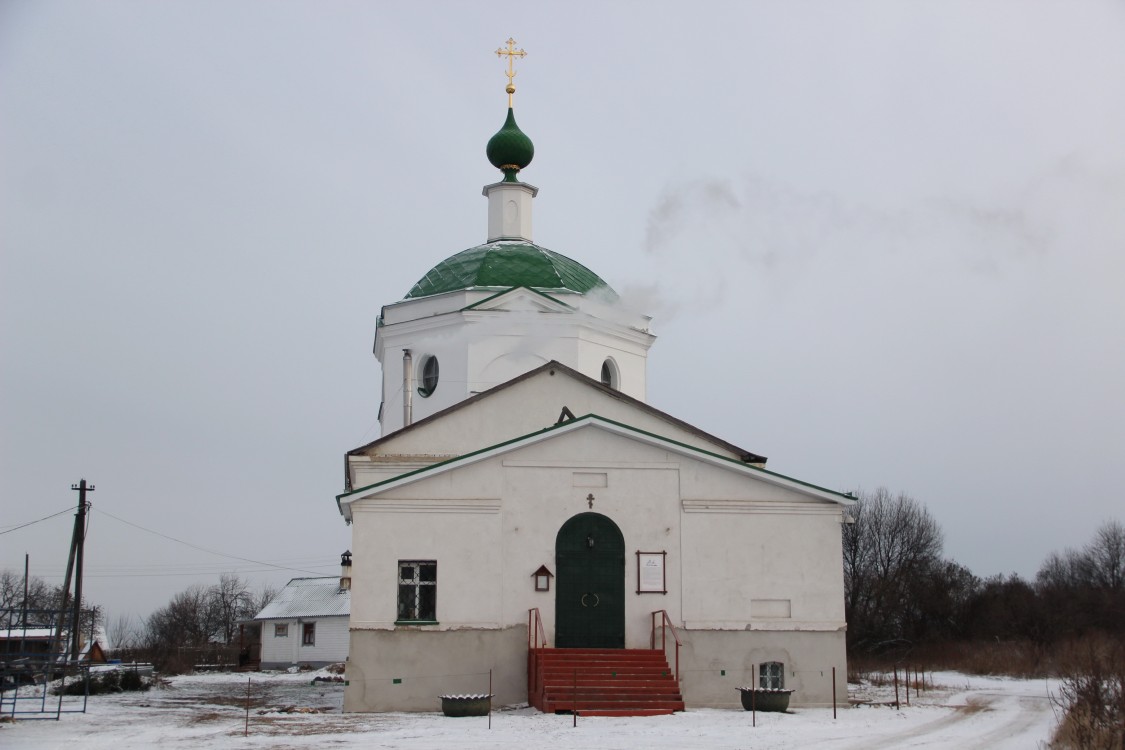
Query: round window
418 355 439 397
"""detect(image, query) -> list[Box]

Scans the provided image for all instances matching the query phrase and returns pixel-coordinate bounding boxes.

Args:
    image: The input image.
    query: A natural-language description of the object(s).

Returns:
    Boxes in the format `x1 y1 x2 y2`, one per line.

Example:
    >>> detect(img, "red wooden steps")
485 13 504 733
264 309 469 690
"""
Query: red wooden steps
529 648 685 716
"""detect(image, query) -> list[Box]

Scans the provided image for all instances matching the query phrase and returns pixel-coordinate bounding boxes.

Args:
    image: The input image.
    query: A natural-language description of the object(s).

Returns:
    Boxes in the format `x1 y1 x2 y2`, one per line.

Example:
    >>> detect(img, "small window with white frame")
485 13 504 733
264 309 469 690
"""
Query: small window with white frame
274 623 288 638
398 560 437 622
760 661 784 689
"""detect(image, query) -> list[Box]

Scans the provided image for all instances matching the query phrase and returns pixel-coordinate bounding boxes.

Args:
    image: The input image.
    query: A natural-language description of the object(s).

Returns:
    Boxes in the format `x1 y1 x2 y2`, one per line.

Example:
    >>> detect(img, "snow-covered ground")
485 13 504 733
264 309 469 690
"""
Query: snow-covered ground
1 669 1061 749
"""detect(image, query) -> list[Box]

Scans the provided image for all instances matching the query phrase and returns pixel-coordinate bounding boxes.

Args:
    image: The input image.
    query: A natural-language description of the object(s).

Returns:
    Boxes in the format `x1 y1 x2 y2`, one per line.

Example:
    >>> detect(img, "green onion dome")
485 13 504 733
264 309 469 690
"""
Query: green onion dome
405 241 615 300
486 108 534 182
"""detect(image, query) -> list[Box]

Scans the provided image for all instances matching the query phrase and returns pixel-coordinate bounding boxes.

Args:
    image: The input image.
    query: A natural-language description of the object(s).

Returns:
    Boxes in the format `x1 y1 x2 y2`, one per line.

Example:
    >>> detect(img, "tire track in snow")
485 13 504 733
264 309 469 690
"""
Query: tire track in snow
842 690 1054 749
842 700 979 750
961 693 1054 749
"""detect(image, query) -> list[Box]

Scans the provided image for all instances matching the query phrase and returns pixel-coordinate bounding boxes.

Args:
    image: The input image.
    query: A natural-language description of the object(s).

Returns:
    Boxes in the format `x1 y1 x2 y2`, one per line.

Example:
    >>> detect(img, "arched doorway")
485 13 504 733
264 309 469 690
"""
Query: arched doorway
555 512 625 648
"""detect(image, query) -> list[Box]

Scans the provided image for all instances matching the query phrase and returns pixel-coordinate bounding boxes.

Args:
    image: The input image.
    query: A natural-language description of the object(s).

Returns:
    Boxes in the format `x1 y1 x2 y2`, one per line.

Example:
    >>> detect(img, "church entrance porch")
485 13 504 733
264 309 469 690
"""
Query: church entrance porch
554 512 625 649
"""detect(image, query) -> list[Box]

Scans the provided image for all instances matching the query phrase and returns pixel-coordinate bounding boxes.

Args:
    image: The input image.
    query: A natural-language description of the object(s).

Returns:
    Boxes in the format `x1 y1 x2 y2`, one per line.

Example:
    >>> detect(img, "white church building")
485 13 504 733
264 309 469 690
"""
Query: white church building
336 59 854 714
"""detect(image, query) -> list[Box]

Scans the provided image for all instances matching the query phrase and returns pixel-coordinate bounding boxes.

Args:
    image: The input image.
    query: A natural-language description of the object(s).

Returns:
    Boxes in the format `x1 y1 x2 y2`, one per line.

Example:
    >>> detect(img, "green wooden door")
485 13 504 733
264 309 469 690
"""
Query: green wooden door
555 513 625 649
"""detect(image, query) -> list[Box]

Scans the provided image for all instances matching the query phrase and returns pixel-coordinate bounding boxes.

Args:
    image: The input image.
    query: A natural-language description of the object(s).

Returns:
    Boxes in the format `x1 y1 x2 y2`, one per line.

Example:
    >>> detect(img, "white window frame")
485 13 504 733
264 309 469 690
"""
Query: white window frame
760 661 784 689
397 560 437 622
274 623 288 638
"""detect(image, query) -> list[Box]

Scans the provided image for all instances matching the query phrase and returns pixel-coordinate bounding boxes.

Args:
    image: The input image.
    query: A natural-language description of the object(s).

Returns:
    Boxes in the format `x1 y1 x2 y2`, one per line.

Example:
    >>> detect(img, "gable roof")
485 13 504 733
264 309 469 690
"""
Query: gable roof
345 361 766 488
253 577 350 620
338 413 853 512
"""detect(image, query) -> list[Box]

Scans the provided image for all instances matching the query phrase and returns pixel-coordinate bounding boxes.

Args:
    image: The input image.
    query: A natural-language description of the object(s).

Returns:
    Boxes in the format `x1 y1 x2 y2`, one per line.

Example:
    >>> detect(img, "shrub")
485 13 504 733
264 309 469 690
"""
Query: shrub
56 668 153 696
1050 635 1124 749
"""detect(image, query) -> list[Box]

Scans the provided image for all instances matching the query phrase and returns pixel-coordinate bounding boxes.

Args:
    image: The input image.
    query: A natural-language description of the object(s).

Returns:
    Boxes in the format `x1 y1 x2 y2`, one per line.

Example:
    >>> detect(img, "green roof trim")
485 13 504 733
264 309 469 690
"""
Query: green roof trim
405 241 616 300
459 286 574 313
337 413 854 506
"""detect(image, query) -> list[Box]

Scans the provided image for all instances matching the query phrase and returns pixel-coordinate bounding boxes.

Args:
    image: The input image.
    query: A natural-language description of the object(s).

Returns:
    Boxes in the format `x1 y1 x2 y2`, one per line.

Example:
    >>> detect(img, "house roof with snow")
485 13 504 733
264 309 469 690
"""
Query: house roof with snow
253 576 350 620
0 627 55 641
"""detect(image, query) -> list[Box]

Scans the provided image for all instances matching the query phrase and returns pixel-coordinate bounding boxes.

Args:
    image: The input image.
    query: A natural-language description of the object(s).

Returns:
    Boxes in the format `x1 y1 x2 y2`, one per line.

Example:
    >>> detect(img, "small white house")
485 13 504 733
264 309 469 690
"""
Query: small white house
252 571 351 670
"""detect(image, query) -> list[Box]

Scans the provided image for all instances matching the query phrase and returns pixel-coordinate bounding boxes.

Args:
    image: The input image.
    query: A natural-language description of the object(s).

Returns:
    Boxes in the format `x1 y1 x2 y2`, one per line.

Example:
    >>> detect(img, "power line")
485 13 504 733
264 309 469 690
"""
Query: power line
92 508 326 577
82 568 338 579
22 564 339 580
17 556 337 577
0 505 77 535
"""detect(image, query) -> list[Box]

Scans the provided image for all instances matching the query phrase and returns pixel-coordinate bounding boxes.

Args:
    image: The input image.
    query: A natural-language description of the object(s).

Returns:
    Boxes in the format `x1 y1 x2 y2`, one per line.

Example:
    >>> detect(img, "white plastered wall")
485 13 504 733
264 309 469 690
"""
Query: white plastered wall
374 290 653 435
344 424 848 711
347 368 745 493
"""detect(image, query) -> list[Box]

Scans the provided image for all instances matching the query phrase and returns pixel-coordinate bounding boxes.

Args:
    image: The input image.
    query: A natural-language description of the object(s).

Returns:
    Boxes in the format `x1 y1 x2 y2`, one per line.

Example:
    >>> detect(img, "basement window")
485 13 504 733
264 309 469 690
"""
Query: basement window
760 661 784 689
397 560 437 623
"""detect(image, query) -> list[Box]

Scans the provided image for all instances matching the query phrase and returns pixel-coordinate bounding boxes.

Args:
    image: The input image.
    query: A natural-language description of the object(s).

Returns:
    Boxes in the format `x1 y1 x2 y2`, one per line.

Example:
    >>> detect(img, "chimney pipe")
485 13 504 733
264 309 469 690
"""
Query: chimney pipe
340 550 352 591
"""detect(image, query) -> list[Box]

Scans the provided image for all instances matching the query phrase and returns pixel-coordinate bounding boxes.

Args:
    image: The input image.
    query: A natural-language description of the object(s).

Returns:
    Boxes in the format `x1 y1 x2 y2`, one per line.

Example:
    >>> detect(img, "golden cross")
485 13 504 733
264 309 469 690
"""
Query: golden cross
495 37 527 107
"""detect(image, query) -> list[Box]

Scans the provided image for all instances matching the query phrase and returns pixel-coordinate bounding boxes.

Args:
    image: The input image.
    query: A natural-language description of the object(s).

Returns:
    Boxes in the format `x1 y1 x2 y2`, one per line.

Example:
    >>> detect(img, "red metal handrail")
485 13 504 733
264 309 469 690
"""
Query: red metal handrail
527 608 549 708
650 609 682 683
528 608 546 650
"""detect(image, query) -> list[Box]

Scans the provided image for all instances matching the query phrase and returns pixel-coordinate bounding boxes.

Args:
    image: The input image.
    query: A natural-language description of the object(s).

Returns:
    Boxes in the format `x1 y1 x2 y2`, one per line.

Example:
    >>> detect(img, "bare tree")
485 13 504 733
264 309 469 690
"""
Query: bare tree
843 487 945 652
145 583 216 650
251 582 279 615
138 574 279 670
0 569 57 626
105 612 141 652
1 569 101 641
1087 520 1125 592
1038 519 1125 635
209 573 256 644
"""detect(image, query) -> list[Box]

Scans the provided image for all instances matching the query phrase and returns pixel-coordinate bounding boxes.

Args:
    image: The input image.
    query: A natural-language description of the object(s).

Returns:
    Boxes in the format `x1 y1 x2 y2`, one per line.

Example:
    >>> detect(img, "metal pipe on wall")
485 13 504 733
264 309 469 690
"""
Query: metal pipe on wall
403 349 413 426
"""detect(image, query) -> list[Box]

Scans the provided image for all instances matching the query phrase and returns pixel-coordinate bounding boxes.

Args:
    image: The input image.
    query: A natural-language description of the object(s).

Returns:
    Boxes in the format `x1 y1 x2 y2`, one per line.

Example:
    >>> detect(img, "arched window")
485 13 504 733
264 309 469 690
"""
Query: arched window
600 358 618 389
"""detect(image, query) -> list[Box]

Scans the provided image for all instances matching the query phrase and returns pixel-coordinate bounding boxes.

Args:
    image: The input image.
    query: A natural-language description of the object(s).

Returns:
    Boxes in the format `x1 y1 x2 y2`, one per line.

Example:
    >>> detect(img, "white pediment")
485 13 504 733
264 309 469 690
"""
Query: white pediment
339 414 853 515
464 286 574 314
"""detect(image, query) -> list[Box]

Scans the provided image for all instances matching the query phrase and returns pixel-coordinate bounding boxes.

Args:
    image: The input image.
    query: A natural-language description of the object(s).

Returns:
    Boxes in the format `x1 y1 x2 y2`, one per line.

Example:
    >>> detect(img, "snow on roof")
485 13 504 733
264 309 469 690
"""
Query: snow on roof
0 627 56 640
253 576 350 620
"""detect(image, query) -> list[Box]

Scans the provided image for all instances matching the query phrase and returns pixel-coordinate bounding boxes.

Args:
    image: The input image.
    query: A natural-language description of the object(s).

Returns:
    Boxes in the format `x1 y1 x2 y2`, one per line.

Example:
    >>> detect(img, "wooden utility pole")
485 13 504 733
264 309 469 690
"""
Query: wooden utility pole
68 480 92 660
55 480 93 661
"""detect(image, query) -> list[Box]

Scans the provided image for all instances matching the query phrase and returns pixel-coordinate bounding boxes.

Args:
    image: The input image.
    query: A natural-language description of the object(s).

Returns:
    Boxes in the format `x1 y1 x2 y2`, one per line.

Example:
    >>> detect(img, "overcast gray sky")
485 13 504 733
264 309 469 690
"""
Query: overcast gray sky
2 1 1123 620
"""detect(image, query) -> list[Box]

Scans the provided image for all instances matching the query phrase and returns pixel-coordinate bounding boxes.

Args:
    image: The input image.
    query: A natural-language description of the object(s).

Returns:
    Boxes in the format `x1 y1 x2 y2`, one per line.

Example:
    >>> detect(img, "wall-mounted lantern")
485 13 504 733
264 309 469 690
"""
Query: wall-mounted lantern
532 565 554 592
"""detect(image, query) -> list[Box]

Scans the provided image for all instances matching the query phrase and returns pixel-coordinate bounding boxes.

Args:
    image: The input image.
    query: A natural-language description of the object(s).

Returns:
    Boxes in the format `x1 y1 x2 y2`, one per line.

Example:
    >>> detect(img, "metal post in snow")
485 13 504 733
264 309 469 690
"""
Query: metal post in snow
751 662 756 728
893 664 900 709
488 669 492 730
572 668 578 727
245 677 251 736
832 666 837 720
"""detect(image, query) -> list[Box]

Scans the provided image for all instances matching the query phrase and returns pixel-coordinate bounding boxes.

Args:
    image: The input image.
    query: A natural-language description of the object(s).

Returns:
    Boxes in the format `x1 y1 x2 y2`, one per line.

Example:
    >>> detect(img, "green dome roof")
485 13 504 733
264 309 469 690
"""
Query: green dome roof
486 108 534 182
405 241 615 300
